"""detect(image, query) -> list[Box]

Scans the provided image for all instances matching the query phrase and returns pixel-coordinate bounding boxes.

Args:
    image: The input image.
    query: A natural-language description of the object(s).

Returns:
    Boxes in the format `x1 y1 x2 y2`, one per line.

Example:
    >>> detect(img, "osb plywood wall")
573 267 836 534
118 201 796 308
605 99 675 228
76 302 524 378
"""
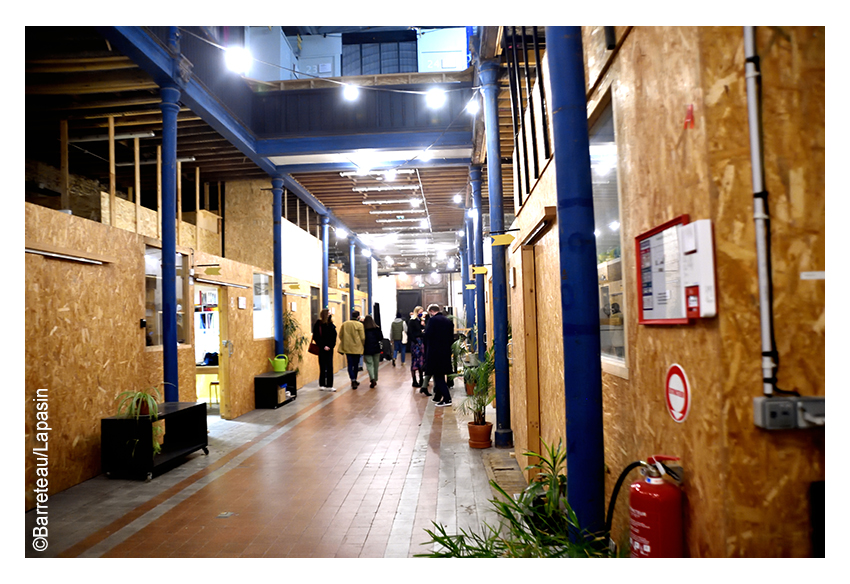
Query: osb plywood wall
24 203 197 510
699 26 825 557
504 26 824 556
100 192 222 255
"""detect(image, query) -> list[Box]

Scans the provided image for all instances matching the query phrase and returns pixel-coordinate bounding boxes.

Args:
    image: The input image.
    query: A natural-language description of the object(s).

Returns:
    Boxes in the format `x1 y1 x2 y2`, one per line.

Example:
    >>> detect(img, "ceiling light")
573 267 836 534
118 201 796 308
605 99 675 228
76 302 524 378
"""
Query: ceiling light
410 262 417 269
362 198 417 205
343 84 360 101
375 218 425 223
453 194 462 204
609 221 620 231
411 198 422 207
361 249 372 258
457 230 465 237
594 229 601 237
336 229 348 239
353 185 420 193
425 88 447 109
225 46 252 75
447 259 456 270
420 219 429 229
369 209 425 215
384 169 397 181
384 256 394 265
419 150 433 162
467 208 476 219
466 97 480 115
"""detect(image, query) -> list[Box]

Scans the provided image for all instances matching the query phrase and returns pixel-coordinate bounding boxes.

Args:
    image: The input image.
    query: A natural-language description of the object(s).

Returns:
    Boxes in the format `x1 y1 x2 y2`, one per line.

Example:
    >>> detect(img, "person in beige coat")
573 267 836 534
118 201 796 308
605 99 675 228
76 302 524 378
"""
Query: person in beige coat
337 310 365 389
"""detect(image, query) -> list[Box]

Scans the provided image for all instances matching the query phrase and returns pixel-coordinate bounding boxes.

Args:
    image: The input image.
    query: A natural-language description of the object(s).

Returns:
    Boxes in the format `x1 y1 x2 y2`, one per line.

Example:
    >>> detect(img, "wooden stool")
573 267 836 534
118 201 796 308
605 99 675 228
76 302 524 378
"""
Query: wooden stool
209 381 220 407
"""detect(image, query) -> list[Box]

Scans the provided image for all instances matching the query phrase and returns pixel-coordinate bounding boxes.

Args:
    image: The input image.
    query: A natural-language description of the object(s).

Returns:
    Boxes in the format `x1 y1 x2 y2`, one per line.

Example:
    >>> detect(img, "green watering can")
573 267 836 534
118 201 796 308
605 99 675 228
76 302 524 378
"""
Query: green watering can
269 354 289 372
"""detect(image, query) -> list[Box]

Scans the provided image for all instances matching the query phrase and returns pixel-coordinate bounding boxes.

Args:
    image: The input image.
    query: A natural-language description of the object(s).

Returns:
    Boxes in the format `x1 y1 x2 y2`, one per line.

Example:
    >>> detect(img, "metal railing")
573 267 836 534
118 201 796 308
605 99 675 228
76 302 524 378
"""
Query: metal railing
502 26 551 208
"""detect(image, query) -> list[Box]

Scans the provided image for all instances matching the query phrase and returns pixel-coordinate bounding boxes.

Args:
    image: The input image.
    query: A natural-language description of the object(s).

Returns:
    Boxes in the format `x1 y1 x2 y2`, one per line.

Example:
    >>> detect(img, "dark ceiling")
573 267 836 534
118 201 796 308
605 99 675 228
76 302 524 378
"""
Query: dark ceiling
25 26 535 272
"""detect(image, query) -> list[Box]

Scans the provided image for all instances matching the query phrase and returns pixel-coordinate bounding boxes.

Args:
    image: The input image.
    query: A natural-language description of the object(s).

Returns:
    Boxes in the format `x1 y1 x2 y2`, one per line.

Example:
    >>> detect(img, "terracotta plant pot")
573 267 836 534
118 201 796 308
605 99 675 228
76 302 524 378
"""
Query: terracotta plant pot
465 382 475 396
467 421 493 449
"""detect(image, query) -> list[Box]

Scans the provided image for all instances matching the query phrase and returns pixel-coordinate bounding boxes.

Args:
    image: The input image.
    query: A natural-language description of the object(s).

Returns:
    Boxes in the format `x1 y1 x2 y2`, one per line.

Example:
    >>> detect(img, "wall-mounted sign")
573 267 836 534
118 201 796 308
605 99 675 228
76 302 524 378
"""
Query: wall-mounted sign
237 296 247 309
665 364 691 423
635 215 690 324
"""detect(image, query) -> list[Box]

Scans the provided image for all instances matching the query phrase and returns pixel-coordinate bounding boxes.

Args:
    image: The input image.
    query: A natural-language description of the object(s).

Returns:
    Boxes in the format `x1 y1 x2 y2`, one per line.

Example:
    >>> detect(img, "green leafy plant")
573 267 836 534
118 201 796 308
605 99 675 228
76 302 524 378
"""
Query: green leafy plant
116 384 169 456
455 345 495 425
418 438 608 558
282 308 309 374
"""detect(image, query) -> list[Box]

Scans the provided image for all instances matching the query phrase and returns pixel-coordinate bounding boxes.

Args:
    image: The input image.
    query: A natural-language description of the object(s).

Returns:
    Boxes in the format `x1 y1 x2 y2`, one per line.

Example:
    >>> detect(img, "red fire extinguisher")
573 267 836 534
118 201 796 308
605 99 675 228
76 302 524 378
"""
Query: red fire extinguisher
628 455 684 557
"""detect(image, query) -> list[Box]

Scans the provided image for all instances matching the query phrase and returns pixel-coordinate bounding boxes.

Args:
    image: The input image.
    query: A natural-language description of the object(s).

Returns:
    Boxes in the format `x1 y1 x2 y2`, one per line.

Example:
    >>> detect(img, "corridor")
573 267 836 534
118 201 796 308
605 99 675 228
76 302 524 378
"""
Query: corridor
26 360 513 558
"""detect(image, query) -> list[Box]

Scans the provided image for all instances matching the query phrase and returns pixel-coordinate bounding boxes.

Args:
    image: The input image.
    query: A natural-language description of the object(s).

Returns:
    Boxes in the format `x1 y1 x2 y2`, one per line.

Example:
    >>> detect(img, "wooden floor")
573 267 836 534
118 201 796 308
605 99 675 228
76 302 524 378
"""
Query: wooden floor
26 360 520 558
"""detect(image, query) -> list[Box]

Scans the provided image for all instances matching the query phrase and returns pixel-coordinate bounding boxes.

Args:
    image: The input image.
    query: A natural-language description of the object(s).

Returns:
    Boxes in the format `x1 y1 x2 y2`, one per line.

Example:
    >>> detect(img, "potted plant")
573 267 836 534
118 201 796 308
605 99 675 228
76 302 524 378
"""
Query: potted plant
456 345 495 448
116 383 168 456
448 333 474 394
282 308 309 374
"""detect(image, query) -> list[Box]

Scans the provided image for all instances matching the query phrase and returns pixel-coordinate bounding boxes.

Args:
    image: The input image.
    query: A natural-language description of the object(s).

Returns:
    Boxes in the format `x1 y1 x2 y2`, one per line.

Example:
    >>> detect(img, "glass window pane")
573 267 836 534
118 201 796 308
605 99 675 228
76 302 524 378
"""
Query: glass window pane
590 104 625 361
143 246 186 346
253 273 274 339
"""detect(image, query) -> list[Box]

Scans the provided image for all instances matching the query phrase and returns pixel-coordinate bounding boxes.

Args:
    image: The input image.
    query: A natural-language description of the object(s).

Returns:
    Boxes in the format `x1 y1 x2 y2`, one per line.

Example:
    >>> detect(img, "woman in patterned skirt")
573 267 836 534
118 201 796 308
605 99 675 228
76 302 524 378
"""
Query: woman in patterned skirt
408 306 429 395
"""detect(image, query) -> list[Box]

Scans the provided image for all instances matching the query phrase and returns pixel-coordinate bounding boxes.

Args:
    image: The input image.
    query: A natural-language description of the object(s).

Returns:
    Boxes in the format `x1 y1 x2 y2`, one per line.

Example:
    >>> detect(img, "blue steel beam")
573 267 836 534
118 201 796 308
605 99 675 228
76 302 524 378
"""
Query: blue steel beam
349 241 357 318
545 26 605 536
269 158 472 175
480 60 512 448
257 131 473 157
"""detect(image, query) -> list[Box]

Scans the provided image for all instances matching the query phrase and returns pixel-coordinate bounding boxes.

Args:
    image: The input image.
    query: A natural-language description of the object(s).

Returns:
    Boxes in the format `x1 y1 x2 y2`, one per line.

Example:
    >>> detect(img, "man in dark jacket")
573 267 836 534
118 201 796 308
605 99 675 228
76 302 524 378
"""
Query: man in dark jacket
423 304 454 406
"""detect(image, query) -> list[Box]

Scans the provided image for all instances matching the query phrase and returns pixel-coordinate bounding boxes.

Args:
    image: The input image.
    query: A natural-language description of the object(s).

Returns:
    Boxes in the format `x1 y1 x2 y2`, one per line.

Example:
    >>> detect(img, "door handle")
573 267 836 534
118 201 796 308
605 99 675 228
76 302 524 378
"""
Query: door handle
222 339 234 357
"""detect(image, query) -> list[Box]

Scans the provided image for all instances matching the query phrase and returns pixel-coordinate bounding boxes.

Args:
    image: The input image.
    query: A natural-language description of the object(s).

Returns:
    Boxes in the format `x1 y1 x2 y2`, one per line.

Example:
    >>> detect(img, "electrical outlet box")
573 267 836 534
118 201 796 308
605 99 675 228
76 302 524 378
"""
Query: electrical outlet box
754 396 825 430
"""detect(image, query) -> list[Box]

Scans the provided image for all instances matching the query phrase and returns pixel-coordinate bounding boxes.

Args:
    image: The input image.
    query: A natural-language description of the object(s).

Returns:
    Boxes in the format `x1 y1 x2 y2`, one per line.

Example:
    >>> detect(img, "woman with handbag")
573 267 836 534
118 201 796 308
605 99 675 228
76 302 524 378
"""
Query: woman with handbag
312 309 337 391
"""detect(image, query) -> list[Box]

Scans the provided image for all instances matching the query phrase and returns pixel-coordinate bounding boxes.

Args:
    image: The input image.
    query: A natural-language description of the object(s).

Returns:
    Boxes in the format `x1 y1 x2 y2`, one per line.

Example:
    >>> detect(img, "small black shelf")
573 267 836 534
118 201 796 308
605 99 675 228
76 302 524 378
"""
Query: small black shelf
101 402 208 480
255 371 297 409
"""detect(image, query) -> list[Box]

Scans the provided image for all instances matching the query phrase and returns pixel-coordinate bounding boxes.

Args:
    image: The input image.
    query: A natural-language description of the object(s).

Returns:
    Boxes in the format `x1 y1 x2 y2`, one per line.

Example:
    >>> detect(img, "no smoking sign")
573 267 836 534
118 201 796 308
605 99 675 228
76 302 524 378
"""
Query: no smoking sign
665 364 691 423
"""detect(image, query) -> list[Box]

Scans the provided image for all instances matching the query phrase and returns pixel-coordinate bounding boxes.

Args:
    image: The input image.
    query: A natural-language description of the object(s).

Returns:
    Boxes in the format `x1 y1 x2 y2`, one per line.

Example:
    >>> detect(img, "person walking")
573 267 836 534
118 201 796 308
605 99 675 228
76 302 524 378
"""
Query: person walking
423 304 454 406
337 310 365 389
390 312 407 367
312 309 337 391
362 315 382 388
408 306 430 395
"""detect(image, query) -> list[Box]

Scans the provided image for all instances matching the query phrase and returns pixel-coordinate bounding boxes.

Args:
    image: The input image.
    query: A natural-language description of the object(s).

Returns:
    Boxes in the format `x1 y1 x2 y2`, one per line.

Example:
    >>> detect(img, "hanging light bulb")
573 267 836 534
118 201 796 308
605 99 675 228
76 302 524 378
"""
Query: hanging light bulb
466 96 480 115
343 84 360 101
425 88 447 108
225 46 252 75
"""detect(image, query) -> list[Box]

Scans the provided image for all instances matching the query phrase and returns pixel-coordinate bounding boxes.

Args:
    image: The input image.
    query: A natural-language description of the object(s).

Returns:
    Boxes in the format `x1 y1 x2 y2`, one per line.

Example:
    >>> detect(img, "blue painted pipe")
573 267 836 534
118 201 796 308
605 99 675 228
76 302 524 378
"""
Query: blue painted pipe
272 176 285 357
545 26 605 535
465 214 475 348
366 255 373 317
460 240 469 328
160 85 180 402
321 215 330 309
480 60 512 448
470 166 485 361
349 241 356 318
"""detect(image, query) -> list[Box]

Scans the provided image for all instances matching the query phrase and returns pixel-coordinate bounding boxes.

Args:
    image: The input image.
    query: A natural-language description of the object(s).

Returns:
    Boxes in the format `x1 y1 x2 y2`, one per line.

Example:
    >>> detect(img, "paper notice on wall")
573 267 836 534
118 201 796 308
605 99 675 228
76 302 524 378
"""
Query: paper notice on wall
641 225 685 321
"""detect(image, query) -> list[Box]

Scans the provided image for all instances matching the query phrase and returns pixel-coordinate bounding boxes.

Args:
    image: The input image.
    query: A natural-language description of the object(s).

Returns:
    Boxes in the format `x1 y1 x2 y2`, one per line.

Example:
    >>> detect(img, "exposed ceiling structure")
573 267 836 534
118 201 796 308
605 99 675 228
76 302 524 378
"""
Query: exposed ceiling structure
25 26 539 274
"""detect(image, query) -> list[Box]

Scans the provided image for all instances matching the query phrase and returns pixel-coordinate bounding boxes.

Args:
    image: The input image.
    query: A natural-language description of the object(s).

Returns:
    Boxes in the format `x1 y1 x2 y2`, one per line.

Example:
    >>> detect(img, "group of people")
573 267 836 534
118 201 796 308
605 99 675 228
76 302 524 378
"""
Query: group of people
309 304 454 406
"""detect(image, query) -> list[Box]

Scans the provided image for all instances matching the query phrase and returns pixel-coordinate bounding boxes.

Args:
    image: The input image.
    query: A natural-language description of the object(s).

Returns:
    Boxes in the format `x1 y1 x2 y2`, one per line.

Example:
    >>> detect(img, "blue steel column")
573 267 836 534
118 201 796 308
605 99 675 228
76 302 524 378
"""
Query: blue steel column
480 60 512 448
366 255 373 316
545 26 604 535
160 84 180 402
321 216 330 309
272 176 285 357
465 214 476 350
470 166 485 361
349 240 356 318
460 241 469 327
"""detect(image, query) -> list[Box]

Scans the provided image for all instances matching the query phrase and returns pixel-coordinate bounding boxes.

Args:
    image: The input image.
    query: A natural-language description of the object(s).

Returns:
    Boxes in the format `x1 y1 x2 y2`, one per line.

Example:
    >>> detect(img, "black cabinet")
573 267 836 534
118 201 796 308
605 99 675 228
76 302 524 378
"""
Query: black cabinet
254 371 297 409
101 402 208 480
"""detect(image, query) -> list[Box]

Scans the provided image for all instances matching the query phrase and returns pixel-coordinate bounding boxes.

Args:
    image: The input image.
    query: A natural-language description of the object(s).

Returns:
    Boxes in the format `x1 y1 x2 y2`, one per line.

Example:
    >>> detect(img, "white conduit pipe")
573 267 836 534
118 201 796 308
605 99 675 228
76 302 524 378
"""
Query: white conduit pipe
744 26 778 397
